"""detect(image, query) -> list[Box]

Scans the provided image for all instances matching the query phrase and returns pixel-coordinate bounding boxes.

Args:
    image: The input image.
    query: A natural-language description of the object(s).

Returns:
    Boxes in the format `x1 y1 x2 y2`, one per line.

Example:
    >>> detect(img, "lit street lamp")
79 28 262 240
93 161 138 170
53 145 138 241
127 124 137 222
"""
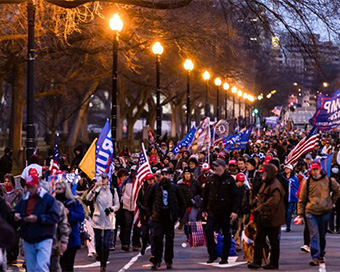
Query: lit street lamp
243 92 248 118
152 41 164 140
231 86 237 118
223 82 229 119
214 77 222 120
184 59 194 131
203 71 210 117
110 13 123 154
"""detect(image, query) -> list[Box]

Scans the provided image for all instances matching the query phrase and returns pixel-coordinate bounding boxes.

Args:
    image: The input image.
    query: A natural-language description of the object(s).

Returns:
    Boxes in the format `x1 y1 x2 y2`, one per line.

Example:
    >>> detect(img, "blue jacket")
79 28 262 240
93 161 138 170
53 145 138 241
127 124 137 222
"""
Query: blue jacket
64 198 85 248
286 175 299 202
14 188 59 244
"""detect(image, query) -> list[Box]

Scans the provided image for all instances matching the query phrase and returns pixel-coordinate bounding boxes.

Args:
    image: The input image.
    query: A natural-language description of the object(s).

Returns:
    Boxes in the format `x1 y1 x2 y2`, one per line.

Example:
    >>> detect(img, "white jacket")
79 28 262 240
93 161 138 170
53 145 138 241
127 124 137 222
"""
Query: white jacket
87 186 120 230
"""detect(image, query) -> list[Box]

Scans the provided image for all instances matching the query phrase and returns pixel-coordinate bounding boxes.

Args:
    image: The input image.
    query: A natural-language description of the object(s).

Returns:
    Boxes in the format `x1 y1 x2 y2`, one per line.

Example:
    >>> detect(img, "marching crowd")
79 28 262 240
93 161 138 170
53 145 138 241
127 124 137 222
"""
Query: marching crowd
1 128 340 272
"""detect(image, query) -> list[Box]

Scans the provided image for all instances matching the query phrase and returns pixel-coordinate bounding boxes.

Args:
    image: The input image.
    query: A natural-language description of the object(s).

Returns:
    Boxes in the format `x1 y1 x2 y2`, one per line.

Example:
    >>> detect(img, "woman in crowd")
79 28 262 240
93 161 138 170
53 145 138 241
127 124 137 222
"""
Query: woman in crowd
55 180 85 272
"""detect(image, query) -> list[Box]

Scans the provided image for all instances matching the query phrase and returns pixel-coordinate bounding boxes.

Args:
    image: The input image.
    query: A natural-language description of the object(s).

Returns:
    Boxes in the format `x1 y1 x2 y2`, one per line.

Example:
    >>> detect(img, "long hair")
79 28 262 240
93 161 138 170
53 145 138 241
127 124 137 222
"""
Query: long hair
55 180 75 200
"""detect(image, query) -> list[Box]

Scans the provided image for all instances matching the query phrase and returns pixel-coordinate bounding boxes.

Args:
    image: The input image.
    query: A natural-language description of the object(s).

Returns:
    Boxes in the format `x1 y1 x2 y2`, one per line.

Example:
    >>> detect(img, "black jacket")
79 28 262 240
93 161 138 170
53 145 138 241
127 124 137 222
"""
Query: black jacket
177 179 202 208
136 181 150 225
202 171 239 215
147 179 185 223
0 154 12 181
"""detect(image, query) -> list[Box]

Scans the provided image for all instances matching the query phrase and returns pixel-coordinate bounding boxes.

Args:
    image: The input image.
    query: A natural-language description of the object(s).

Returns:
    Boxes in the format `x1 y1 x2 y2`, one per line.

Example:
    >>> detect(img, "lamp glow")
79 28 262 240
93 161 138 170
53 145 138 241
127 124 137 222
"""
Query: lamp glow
237 90 243 97
214 77 222 86
203 71 210 81
184 59 194 71
152 41 163 55
110 14 123 32
223 82 230 90
231 86 237 94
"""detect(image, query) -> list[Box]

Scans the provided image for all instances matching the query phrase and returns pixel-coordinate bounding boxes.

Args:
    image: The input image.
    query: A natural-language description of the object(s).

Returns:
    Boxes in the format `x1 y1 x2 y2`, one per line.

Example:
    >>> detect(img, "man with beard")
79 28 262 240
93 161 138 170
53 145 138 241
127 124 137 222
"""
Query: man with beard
202 158 239 265
147 168 185 270
248 164 285 270
297 161 340 266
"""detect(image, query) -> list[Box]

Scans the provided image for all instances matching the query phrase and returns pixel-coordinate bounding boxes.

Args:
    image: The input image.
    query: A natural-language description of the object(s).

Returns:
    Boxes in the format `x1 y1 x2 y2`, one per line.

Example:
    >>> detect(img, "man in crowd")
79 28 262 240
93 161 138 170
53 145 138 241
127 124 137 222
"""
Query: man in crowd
13 174 60 271
0 147 12 182
297 161 340 266
202 158 239 265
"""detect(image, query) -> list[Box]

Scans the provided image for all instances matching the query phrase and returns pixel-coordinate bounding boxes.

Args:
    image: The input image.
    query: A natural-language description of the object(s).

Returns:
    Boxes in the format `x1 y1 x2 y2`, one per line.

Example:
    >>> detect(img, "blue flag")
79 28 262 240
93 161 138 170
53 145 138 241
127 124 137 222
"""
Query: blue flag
223 125 253 150
320 153 334 177
309 89 340 130
265 116 279 127
172 126 197 155
96 120 114 179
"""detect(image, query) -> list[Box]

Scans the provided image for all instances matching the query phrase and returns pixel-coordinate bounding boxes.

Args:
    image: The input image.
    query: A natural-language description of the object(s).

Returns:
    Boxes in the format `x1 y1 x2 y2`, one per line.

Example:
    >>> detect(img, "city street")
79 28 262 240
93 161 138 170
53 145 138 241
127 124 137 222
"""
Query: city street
71 224 340 272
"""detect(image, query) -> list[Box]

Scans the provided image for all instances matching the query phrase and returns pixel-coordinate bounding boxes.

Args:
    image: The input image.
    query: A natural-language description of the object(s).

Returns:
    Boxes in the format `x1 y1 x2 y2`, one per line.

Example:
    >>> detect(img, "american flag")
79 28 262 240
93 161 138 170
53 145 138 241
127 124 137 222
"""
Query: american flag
188 221 206 247
49 134 60 176
133 143 152 227
272 106 282 116
285 127 319 165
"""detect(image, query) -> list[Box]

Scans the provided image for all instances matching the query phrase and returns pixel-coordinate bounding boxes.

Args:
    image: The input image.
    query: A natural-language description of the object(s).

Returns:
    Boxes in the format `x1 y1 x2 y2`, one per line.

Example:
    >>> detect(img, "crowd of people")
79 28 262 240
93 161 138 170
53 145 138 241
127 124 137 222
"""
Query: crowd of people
0 129 340 272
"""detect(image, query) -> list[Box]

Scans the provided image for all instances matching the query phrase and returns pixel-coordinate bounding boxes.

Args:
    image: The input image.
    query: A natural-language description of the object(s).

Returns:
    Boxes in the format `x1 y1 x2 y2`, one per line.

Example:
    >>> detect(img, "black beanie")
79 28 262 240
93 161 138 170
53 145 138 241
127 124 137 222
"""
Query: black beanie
247 158 256 168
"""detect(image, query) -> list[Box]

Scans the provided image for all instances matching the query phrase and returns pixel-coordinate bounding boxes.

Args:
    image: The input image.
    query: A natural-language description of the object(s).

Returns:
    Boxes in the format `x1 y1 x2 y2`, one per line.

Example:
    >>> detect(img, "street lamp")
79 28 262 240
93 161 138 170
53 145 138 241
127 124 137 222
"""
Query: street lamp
26 0 36 161
243 93 248 121
223 82 230 119
237 90 243 118
214 77 222 120
152 41 164 140
231 86 237 118
203 70 210 118
184 59 194 131
110 13 123 154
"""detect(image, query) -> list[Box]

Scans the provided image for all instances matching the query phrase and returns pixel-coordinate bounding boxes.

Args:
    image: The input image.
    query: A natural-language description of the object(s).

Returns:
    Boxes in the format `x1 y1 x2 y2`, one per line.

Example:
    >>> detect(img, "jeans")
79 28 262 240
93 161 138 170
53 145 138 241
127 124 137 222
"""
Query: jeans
305 212 330 261
206 212 231 259
286 202 296 229
24 238 53 272
94 228 112 268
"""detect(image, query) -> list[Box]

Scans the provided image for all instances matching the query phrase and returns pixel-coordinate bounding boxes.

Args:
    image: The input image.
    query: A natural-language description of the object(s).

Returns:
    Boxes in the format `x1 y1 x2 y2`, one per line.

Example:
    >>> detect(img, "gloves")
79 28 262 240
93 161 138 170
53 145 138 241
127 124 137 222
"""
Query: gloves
104 207 114 216
252 210 260 217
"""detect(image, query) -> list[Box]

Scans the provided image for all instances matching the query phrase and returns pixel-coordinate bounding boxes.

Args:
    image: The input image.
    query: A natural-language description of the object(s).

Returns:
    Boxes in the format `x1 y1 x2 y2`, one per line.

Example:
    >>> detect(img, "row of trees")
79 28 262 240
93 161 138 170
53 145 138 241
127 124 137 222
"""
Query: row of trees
1 0 340 169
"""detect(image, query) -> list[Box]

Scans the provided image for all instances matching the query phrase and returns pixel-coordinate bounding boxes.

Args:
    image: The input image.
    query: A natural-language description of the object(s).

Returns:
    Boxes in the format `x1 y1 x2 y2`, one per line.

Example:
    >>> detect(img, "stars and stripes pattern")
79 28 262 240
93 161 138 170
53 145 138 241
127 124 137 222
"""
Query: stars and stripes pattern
133 143 152 227
272 106 282 116
188 221 206 248
49 133 60 176
285 127 319 166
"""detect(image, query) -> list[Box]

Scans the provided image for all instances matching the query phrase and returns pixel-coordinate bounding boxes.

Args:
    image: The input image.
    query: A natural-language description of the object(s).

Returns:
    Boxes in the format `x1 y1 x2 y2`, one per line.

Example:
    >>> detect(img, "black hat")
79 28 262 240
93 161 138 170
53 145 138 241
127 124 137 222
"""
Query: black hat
161 168 169 174
199 150 206 156
183 167 190 174
247 158 256 168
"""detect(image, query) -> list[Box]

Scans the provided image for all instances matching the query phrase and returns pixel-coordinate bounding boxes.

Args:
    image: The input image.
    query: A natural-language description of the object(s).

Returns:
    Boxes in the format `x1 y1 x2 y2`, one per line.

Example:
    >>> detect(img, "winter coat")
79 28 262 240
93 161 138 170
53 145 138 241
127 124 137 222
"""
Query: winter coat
87 186 120 230
120 177 135 211
254 164 286 227
236 185 250 216
0 186 23 209
298 174 340 216
63 198 85 248
52 201 70 254
177 179 202 208
147 179 185 223
202 170 239 215
136 182 150 225
71 145 84 168
285 175 299 202
14 187 60 243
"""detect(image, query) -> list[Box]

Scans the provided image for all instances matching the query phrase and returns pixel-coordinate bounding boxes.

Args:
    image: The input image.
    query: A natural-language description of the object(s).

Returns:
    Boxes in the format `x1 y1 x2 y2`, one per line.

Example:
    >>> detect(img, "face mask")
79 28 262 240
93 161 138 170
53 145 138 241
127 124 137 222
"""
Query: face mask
55 193 66 202
332 168 339 174
4 183 14 193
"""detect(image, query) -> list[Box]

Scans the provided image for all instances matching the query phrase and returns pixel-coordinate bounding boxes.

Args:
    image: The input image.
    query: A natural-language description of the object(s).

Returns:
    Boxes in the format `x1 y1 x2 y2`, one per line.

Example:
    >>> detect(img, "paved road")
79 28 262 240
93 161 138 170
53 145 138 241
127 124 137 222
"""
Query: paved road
7 224 340 272
71 224 340 272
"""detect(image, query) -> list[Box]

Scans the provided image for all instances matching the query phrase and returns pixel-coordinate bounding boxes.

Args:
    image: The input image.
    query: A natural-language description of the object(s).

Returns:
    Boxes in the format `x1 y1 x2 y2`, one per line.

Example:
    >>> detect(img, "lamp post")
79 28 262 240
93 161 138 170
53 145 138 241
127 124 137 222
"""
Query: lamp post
223 82 229 119
203 71 210 117
109 14 123 155
214 77 222 121
237 90 243 118
248 95 255 124
243 92 248 120
231 86 237 118
184 59 194 132
152 41 164 140
26 0 36 161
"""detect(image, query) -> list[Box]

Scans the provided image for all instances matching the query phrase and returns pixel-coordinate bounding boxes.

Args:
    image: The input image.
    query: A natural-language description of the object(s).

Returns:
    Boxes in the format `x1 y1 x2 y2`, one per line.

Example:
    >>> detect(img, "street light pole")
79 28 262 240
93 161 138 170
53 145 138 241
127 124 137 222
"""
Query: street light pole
26 0 36 161
231 86 237 119
152 42 164 140
110 14 123 155
203 71 210 118
223 82 229 120
214 77 222 121
184 59 194 132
